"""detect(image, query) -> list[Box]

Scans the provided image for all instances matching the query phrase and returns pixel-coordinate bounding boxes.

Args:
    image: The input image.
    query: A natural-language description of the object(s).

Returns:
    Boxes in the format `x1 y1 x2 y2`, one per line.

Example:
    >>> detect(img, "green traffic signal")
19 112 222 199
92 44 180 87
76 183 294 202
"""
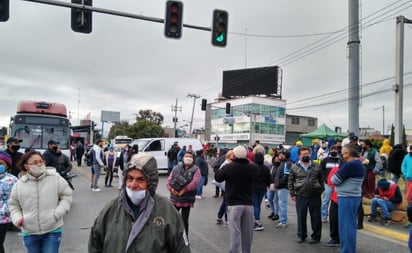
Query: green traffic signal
216 33 224 43
211 9 228 47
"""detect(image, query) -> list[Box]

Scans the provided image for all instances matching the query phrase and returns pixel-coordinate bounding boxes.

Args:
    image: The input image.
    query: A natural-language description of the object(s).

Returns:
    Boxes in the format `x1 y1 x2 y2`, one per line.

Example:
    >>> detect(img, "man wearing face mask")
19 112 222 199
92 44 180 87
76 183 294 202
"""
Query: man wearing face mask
288 147 324 244
5 137 23 178
320 145 342 223
43 140 61 171
89 153 190 253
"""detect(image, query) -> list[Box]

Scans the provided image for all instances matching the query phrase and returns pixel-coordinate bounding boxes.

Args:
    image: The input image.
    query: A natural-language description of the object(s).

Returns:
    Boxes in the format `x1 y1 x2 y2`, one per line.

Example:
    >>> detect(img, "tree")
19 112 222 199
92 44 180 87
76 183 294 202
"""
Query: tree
390 124 395 147
135 110 164 125
128 121 164 139
107 110 165 140
108 121 130 140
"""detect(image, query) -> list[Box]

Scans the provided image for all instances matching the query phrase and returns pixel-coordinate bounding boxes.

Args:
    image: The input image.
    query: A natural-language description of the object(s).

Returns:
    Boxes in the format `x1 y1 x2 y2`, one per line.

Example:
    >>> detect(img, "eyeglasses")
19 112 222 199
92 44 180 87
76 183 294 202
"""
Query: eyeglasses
27 160 44 166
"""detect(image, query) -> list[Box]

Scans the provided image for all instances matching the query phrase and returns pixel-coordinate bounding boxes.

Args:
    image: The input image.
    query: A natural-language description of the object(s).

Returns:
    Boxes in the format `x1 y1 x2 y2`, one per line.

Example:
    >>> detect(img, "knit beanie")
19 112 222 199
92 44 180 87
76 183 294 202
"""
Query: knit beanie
233 146 247 159
0 151 12 166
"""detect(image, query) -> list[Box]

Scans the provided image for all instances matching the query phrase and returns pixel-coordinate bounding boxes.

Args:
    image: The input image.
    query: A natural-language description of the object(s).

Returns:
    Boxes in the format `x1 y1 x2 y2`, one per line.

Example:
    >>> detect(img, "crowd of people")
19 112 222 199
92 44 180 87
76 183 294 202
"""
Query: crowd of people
3 134 412 253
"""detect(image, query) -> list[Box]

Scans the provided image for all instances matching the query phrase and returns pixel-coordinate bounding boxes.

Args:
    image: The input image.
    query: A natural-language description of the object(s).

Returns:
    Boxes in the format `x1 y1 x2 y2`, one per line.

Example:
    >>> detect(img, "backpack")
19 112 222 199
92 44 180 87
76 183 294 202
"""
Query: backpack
86 149 94 166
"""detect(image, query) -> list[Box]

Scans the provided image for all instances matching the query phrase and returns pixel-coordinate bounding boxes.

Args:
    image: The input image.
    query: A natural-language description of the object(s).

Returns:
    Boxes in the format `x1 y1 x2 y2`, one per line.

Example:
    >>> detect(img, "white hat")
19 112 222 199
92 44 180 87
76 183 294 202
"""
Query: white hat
233 146 247 159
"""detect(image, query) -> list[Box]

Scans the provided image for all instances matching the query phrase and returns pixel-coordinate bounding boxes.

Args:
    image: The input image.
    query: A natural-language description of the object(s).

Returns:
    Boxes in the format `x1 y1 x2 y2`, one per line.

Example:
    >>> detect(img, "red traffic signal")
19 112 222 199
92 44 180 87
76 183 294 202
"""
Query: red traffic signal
212 10 228 47
165 1 183 39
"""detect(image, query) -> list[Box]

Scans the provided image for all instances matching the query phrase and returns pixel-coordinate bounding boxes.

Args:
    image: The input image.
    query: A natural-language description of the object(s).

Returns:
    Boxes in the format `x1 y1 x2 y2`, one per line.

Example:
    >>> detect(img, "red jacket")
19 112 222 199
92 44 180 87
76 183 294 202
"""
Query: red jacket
327 166 339 204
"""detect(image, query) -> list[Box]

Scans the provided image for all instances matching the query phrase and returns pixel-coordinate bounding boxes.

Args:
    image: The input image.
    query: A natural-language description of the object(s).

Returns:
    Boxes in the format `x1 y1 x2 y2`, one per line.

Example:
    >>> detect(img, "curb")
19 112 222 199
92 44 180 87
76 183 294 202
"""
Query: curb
363 223 409 242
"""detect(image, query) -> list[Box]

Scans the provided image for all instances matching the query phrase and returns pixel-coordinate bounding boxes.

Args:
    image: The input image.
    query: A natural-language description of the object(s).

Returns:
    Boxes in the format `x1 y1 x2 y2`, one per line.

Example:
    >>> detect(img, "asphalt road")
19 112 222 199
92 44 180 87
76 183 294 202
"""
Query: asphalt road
4 163 410 253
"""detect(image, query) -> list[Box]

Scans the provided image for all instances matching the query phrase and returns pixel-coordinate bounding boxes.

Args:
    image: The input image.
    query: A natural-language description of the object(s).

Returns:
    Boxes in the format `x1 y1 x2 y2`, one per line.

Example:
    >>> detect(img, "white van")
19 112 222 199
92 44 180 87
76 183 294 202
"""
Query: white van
130 138 203 171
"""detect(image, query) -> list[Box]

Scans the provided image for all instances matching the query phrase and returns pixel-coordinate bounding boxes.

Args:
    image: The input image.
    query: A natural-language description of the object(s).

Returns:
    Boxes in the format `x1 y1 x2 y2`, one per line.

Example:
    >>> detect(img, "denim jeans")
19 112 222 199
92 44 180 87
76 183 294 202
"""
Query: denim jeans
267 189 279 215
371 197 398 219
277 188 289 224
338 196 361 253
321 183 332 219
252 191 266 221
23 232 62 253
196 176 206 196
92 164 101 189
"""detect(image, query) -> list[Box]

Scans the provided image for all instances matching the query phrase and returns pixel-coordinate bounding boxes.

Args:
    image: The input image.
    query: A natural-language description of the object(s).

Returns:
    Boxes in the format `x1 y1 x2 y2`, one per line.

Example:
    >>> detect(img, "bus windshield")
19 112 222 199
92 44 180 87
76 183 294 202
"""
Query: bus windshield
13 122 70 150
10 100 71 153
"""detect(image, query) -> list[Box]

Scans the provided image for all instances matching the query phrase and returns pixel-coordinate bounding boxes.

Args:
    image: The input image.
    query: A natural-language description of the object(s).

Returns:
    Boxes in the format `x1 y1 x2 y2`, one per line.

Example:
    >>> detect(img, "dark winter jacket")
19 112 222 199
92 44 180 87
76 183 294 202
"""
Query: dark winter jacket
288 161 324 197
273 159 293 189
253 153 271 193
387 144 407 176
215 158 260 206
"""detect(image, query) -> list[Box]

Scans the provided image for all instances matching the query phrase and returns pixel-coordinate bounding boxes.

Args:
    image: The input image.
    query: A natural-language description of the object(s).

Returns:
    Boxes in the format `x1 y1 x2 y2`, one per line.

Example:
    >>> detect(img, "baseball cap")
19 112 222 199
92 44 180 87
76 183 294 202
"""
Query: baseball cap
48 140 60 145
7 137 23 145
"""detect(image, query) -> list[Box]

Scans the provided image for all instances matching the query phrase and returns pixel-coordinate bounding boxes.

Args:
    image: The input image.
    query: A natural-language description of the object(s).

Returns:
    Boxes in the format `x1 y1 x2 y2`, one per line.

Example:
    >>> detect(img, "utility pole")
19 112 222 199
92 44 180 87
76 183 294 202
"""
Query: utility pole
348 0 360 136
187 93 200 138
171 98 182 138
394 16 411 144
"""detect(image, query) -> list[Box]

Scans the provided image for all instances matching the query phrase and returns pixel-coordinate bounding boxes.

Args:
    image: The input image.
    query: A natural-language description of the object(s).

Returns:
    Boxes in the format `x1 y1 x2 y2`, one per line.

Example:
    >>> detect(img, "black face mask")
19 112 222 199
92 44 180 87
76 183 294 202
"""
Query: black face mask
274 161 281 167
52 146 58 151
11 145 20 152
301 156 310 163
330 151 338 157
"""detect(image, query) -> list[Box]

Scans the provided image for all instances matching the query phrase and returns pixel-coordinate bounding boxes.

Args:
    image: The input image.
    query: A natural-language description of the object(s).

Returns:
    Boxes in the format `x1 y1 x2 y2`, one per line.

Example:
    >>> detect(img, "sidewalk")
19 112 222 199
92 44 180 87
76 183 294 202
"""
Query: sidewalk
362 204 410 243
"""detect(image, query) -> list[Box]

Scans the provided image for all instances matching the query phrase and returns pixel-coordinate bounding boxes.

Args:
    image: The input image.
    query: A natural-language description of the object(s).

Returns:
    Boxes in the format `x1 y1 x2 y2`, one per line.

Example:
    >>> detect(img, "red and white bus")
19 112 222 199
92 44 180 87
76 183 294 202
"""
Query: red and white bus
9 100 71 155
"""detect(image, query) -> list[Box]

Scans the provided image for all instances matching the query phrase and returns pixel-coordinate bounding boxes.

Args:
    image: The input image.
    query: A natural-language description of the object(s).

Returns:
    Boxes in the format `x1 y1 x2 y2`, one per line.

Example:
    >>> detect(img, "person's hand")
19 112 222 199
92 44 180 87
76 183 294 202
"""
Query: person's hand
178 189 186 196
170 188 178 196
18 217 24 227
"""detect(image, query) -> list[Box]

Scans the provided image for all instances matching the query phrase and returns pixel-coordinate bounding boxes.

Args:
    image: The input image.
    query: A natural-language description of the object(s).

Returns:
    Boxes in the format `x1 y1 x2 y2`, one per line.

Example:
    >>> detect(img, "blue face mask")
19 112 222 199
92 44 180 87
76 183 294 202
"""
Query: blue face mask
0 165 6 174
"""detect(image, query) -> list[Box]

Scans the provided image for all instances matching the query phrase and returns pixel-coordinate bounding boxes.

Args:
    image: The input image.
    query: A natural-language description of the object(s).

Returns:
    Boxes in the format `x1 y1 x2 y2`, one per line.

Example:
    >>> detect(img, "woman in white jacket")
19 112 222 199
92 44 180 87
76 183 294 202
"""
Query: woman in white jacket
8 150 73 253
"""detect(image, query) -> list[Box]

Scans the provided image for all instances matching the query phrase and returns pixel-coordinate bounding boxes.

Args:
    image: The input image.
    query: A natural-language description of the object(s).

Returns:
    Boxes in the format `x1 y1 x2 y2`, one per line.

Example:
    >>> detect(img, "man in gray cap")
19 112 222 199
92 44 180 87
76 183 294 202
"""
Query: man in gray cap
89 153 190 253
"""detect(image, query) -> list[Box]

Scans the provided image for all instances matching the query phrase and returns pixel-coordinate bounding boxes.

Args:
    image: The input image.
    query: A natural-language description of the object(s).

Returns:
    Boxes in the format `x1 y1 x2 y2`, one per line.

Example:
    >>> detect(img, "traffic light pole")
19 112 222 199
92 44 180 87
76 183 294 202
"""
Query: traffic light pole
22 0 211 31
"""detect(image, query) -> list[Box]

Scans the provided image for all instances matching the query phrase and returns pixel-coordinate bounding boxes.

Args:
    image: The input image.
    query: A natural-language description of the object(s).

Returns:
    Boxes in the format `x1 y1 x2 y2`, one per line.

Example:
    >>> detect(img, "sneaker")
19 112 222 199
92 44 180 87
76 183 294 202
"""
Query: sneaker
322 217 328 223
92 188 101 192
195 195 203 200
382 219 394 226
368 215 377 222
216 219 223 224
268 212 275 219
404 221 411 228
271 214 279 221
324 239 340 247
253 223 264 231
276 222 288 229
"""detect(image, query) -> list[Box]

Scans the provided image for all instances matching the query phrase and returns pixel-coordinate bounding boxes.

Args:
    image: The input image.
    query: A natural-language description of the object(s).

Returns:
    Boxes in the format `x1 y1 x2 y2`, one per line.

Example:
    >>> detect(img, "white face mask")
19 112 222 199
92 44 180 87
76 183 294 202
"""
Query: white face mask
125 188 146 205
183 157 193 165
29 165 46 177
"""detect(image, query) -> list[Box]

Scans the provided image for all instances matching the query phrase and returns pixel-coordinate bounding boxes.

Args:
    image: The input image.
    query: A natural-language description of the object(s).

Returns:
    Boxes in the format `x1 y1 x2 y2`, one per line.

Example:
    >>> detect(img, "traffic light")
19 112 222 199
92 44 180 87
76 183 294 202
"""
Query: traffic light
201 99 207 111
225 103 231 114
164 1 183 39
0 0 9 22
71 0 92 34
211 9 228 47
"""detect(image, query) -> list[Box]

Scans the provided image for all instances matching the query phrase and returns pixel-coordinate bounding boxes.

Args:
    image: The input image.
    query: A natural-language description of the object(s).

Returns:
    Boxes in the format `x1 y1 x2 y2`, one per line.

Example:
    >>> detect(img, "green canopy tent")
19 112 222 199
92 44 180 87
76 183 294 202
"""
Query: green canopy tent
300 123 348 146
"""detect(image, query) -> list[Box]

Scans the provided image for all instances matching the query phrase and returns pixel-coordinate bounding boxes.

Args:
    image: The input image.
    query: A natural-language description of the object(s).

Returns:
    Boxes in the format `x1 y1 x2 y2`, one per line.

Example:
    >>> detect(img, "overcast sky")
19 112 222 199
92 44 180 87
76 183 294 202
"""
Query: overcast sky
1 0 412 136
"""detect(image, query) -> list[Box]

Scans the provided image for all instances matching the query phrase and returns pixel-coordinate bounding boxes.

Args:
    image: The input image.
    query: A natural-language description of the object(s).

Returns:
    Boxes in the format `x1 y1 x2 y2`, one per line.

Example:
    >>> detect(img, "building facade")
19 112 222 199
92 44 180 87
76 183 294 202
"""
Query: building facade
205 96 286 148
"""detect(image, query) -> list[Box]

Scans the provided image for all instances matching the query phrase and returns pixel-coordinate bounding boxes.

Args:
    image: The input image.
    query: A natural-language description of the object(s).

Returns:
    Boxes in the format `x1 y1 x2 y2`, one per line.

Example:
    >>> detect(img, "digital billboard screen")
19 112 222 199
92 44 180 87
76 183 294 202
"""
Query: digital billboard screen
222 66 279 98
